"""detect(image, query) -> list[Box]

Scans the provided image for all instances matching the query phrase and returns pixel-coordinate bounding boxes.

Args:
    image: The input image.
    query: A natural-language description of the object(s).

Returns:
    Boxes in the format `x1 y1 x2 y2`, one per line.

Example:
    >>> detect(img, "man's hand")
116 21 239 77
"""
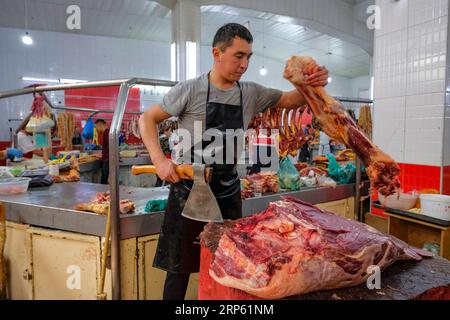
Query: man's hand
7 148 23 159
154 157 180 184
304 65 329 87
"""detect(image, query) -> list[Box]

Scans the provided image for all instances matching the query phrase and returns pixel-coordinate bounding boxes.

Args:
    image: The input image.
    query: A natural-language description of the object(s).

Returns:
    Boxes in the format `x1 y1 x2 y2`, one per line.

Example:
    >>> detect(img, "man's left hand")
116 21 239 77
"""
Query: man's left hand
304 65 329 87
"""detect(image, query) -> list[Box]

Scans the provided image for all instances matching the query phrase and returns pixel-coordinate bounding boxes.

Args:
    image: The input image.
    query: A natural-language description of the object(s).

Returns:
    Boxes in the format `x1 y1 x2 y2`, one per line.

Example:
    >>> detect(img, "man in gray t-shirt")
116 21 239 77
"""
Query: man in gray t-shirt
139 23 329 300
161 73 282 135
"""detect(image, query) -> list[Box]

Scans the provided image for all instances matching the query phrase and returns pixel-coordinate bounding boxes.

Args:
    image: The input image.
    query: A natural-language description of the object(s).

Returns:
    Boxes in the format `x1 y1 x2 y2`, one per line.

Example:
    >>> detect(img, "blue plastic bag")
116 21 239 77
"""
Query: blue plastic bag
82 117 94 140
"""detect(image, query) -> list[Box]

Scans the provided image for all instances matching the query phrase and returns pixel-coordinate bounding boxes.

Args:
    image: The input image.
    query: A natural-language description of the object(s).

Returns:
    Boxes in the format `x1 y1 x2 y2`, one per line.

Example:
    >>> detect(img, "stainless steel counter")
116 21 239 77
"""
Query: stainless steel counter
0 181 369 239
79 160 102 173
242 181 370 216
0 182 168 239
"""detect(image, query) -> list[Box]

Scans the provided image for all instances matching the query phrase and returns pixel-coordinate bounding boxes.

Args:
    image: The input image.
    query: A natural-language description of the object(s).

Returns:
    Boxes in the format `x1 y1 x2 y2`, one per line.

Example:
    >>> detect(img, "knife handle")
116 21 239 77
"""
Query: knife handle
131 164 193 180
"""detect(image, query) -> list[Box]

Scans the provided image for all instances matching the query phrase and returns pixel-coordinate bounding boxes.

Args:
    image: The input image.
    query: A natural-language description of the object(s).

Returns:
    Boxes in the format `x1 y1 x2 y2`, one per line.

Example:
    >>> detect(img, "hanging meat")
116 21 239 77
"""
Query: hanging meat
130 115 141 139
247 107 307 158
283 56 400 196
57 112 75 150
358 105 373 139
200 197 432 299
25 96 55 133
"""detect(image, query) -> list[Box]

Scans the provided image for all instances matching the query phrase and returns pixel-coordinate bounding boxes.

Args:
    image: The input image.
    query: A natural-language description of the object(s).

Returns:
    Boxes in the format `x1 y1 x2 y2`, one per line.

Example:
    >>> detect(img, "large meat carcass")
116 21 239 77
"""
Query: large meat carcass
283 56 400 196
200 197 432 299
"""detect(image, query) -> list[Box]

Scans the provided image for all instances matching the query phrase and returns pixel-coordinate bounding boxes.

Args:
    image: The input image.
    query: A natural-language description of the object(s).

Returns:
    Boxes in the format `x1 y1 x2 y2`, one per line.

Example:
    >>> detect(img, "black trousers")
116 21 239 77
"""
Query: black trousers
163 272 191 300
101 160 109 184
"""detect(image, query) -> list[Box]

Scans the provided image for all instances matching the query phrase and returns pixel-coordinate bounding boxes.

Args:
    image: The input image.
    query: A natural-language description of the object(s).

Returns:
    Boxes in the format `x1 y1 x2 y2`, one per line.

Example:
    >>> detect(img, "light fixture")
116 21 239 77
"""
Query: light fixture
22 76 88 84
22 1 32 45
171 43 176 81
259 66 267 76
186 41 197 80
59 78 87 84
22 32 33 45
22 76 59 83
260 20 268 77
370 76 374 100
327 76 332 83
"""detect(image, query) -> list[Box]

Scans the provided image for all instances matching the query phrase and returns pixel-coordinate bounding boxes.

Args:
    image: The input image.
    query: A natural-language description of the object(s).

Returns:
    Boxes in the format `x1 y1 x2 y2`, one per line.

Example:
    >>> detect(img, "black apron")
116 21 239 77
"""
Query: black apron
153 73 244 274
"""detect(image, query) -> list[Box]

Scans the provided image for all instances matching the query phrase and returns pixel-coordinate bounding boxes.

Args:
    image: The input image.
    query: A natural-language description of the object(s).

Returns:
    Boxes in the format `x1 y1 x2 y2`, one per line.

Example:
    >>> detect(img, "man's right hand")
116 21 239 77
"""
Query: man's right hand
154 157 180 183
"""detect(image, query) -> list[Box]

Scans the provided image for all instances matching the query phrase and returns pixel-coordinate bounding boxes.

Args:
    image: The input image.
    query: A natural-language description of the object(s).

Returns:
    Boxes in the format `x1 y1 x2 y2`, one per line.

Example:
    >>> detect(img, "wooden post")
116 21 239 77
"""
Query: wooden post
0 202 6 299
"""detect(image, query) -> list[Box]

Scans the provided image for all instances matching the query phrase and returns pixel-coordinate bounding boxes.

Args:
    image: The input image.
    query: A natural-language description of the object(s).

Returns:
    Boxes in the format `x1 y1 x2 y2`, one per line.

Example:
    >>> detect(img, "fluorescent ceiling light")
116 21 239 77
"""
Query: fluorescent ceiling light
59 78 88 84
22 32 33 45
171 43 176 81
370 76 374 100
22 77 87 84
22 76 59 83
186 41 197 80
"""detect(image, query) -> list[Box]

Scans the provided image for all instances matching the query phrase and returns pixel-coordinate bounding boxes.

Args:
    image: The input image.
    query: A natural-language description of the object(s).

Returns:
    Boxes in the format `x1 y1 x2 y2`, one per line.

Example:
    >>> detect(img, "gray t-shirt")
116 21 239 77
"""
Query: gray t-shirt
161 73 282 136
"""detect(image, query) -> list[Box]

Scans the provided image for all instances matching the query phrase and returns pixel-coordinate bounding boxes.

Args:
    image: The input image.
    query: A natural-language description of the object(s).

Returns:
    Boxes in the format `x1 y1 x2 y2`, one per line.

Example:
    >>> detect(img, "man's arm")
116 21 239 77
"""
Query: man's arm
274 65 329 110
139 104 180 183
274 89 307 109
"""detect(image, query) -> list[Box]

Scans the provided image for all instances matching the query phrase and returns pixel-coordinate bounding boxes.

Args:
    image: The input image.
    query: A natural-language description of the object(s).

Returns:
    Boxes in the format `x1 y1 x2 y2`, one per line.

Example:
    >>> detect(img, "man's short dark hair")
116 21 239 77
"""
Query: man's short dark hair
95 119 106 124
212 23 253 51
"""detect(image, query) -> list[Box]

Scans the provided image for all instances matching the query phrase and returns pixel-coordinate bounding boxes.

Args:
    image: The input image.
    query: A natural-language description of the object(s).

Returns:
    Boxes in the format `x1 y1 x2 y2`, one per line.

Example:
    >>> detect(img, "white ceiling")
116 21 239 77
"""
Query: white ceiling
0 0 371 78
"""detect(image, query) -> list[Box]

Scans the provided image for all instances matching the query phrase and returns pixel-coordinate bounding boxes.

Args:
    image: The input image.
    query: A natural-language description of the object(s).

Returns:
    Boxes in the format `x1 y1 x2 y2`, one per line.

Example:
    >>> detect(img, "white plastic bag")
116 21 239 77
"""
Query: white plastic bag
317 175 337 188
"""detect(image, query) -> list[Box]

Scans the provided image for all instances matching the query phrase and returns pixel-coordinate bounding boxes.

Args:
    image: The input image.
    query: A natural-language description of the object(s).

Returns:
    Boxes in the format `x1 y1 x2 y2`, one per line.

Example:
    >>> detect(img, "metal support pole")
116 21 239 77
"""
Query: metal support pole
109 80 134 300
355 157 363 222
11 112 33 148
0 79 130 99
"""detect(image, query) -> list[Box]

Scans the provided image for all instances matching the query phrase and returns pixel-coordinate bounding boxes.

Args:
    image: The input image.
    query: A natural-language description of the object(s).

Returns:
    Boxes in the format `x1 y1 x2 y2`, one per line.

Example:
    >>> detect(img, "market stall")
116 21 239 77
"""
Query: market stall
0 78 177 300
0 78 380 300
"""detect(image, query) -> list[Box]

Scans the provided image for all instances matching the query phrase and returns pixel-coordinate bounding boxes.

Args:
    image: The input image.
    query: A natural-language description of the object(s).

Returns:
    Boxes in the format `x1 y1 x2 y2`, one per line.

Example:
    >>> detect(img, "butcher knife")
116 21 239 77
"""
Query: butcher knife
131 163 223 223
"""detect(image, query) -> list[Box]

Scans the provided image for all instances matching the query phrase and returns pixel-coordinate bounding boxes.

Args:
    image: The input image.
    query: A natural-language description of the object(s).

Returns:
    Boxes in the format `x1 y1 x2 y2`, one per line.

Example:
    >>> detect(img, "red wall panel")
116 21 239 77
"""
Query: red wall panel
64 86 140 126
443 166 450 196
64 86 141 144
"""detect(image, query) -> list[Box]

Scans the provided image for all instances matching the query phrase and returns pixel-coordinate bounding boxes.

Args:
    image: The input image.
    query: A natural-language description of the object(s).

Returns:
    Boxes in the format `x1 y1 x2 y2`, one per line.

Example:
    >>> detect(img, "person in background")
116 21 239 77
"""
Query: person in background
298 124 313 163
94 119 109 184
167 121 179 155
318 130 331 156
17 129 45 159
119 129 126 146
72 126 83 146
0 147 23 160
154 121 172 187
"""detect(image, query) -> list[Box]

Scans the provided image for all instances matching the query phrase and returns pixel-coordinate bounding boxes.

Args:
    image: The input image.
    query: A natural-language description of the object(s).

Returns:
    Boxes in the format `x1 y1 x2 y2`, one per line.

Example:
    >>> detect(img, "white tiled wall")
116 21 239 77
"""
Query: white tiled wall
373 96 406 162
373 0 449 166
